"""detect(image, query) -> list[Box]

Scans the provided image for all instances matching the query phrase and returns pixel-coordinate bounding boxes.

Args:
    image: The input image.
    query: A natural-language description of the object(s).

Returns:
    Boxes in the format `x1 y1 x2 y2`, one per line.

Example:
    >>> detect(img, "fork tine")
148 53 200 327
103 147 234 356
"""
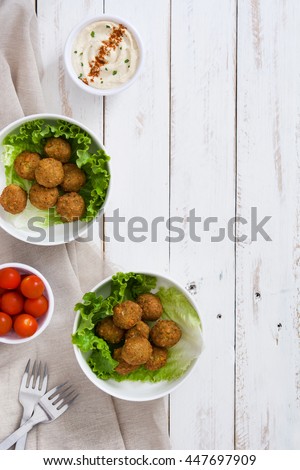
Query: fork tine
61 391 77 404
45 382 68 400
52 387 73 405
20 359 30 388
40 364 48 393
56 392 78 410
28 360 37 389
36 361 42 388
50 384 72 403
59 385 73 396
65 393 79 406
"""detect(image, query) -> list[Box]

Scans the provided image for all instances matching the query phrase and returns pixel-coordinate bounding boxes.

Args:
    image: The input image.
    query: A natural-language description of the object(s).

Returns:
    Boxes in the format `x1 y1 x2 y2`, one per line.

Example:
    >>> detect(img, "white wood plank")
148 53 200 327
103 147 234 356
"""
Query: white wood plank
103 0 170 273
169 0 237 449
236 0 300 449
38 0 104 137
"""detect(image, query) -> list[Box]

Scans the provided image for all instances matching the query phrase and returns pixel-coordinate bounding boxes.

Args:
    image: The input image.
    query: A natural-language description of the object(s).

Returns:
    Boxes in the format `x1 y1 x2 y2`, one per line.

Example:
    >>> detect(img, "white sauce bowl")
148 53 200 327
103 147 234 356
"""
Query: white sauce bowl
64 15 144 96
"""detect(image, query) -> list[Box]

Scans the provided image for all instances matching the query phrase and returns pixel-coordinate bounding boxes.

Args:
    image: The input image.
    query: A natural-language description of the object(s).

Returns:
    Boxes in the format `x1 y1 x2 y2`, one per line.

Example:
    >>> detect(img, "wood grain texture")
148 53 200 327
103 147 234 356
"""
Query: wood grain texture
236 0 300 449
38 0 104 136
169 0 236 449
103 0 170 274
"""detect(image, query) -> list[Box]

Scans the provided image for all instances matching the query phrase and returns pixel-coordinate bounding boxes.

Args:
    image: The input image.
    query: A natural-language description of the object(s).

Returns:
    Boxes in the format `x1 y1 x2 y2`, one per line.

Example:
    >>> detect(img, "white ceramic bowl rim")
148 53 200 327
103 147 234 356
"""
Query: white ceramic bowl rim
73 271 204 401
0 262 55 344
0 113 111 246
64 14 144 96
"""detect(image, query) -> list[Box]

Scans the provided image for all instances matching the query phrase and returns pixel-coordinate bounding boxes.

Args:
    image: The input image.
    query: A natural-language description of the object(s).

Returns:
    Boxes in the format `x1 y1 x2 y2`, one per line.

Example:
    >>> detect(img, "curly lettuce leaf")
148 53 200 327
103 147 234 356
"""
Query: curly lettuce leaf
78 148 110 221
72 331 117 379
74 272 157 333
110 272 157 300
88 339 118 380
1 119 110 227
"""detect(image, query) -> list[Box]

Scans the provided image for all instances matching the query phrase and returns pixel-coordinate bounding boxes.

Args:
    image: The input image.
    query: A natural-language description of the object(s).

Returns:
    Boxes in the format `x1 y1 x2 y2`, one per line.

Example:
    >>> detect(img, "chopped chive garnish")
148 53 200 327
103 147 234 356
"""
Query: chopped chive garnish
74 50 77 53
78 73 83 78
124 59 129 63
106 25 111 28
120 46 122 50
128 65 130 68
80 52 83 56
105 67 108 71
91 31 95 37
112 70 117 75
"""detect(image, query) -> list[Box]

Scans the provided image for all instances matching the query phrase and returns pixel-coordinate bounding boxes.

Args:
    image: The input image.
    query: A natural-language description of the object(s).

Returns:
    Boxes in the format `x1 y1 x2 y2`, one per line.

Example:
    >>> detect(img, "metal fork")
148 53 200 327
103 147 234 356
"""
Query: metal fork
15 359 48 450
0 383 78 450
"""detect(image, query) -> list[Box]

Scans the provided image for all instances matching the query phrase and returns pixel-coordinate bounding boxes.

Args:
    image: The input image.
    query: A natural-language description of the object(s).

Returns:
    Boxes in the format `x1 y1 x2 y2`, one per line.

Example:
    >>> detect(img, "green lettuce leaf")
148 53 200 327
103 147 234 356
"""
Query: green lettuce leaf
72 331 117 379
1 119 110 227
88 339 118 380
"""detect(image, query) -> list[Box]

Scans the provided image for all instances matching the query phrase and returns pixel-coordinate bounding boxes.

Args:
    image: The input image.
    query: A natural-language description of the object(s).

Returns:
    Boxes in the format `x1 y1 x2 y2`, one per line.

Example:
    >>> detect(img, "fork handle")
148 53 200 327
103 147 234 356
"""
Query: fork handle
15 410 33 450
0 406 47 450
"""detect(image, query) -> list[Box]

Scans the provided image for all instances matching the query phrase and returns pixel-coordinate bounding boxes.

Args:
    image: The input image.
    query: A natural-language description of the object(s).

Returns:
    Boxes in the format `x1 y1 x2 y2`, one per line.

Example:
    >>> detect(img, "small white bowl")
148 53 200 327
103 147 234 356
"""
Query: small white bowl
0 113 111 245
64 15 144 96
73 271 204 401
0 263 54 344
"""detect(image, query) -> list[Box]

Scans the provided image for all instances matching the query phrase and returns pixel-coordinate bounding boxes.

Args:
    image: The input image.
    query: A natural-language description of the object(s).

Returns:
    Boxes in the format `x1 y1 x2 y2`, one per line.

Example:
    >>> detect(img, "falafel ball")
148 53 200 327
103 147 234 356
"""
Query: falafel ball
44 137 71 163
150 320 182 348
14 151 41 180
113 300 142 330
29 183 59 210
56 192 85 222
61 163 86 192
145 346 168 371
121 336 153 365
125 321 150 340
35 158 64 188
0 184 27 214
136 293 163 321
113 348 139 375
95 317 124 344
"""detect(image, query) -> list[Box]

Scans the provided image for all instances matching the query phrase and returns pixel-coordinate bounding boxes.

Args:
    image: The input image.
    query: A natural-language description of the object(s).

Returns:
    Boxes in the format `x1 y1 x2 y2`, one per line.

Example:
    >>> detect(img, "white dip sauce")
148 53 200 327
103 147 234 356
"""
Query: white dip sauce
72 21 139 89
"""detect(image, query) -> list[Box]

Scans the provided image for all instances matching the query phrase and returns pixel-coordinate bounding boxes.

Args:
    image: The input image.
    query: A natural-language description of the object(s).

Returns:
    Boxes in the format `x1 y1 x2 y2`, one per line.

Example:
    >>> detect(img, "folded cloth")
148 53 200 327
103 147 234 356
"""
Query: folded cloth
0 0 170 450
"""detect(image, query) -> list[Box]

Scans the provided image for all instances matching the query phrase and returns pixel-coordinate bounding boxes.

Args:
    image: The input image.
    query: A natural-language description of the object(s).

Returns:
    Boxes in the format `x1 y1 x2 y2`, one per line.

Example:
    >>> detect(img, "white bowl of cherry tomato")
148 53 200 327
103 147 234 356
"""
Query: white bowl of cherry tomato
0 263 54 343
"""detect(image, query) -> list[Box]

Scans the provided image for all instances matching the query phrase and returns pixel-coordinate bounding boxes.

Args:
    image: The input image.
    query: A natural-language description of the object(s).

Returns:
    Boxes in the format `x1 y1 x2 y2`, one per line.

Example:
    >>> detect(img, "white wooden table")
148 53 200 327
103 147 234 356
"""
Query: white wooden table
37 0 300 449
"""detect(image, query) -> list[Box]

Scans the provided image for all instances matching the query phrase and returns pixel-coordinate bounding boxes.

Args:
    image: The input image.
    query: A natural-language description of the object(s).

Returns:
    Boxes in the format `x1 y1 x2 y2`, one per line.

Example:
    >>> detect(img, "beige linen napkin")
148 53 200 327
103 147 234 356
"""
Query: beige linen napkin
0 0 170 450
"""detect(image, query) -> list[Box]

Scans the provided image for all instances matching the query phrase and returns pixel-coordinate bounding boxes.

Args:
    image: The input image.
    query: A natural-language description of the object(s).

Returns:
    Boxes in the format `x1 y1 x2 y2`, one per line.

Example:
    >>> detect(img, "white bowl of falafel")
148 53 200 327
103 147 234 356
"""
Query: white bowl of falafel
72 271 204 401
0 114 110 245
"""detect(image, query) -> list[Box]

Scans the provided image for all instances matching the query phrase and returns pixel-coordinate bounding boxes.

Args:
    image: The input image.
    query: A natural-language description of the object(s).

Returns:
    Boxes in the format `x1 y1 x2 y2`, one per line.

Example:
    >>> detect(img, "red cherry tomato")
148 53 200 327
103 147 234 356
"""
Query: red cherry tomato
0 268 21 290
0 312 13 335
13 314 38 338
24 296 48 318
20 275 45 299
1 291 24 315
